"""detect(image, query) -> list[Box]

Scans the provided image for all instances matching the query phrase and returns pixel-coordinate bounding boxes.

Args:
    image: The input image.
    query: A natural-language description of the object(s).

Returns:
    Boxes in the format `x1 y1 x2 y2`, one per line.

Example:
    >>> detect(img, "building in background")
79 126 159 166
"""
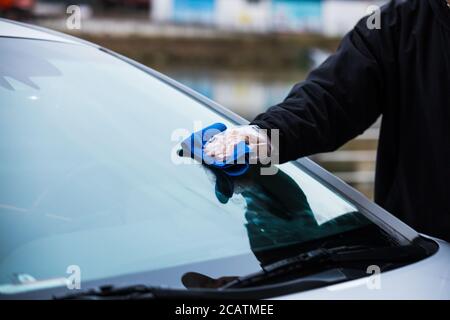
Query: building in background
0 0 35 20
322 0 381 36
272 0 322 33
12 0 388 36
173 0 215 25
215 0 271 32
152 0 385 35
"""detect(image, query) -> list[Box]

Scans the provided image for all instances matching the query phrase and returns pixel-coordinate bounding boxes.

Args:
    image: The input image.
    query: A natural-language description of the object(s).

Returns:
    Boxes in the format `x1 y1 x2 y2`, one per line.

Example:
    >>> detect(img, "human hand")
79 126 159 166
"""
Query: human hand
203 125 271 164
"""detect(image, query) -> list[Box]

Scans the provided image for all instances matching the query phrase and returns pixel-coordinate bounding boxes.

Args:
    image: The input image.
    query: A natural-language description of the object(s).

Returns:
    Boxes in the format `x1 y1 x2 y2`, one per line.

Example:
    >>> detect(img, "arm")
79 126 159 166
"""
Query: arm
251 12 394 163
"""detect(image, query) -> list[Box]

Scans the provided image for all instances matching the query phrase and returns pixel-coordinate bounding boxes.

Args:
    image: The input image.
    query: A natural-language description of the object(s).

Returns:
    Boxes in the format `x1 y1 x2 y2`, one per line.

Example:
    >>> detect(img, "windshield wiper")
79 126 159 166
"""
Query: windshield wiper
56 285 158 300
221 244 425 289
56 285 240 300
55 273 349 300
56 244 425 299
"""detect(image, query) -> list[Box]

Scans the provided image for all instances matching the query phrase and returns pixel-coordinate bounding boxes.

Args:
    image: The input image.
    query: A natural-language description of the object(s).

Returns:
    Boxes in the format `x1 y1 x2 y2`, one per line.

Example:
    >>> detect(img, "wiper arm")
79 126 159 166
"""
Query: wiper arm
222 244 425 289
56 273 349 300
56 285 231 300
57 245 425 299
55 285 159 300
55 268 351 300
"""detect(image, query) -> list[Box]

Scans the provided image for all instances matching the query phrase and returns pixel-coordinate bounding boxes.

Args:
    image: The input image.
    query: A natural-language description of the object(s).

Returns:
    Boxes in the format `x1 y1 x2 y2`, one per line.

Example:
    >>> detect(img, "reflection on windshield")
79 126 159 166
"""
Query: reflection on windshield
202 166 369 257
1 37 377 293
0 46 62 91
176 164 370 289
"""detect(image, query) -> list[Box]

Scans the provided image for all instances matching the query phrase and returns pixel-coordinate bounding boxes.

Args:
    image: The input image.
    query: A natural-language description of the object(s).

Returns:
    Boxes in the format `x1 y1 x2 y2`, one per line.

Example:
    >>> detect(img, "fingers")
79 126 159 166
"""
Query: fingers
204 133 243 161
204 125 270 162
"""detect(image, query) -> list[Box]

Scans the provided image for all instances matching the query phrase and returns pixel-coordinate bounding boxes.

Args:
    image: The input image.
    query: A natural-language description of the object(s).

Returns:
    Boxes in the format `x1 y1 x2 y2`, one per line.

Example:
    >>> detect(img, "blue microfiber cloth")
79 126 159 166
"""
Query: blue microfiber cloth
180 123 251 177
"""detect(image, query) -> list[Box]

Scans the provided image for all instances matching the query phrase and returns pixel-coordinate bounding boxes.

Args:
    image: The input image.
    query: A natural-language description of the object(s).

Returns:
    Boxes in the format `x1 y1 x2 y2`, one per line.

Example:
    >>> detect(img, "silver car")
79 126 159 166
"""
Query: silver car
0 19 449 300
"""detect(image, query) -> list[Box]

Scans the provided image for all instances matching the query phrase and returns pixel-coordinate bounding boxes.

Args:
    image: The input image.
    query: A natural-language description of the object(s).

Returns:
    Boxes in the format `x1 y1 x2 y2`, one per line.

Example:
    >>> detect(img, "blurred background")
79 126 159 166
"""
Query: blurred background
0 0 387 199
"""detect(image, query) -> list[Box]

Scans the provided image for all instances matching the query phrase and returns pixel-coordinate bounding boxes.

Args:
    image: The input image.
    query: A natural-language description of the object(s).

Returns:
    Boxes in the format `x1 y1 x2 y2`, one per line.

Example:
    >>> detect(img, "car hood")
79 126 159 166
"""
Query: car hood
275 237 450 300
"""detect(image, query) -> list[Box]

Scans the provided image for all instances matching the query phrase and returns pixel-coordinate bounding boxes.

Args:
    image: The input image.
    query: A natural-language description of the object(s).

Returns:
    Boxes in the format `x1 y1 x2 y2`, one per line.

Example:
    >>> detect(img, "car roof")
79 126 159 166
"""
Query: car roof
0 18 94 46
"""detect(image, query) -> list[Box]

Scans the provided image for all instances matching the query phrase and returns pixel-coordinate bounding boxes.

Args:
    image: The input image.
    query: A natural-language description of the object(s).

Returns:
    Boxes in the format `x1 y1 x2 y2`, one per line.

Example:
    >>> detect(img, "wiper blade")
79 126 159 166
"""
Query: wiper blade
56 271 350 300
55 285 158 300
56 285 224 300
56 245 425 299
55 269 352 300
222 244 425 289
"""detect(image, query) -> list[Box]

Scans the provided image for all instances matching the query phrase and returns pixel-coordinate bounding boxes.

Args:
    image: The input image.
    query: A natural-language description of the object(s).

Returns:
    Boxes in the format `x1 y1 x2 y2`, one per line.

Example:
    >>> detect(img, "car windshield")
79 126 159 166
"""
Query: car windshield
0 37 400 295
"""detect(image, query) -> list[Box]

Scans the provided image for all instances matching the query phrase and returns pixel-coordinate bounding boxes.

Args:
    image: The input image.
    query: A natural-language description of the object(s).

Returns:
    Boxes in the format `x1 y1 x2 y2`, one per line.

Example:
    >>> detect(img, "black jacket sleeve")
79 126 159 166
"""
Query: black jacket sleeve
251 4 399 163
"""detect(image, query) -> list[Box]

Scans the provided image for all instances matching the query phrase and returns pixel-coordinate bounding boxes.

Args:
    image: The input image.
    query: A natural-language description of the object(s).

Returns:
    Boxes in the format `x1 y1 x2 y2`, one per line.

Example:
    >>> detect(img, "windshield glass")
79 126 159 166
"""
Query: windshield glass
0 38 397 294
